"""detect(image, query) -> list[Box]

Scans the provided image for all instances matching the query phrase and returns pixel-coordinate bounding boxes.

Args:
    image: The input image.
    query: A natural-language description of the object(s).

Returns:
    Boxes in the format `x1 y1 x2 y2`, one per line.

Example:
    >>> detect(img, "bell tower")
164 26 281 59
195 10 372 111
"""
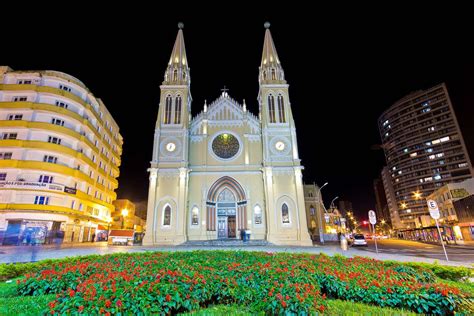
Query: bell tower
258 22 312 245
144 23 191 245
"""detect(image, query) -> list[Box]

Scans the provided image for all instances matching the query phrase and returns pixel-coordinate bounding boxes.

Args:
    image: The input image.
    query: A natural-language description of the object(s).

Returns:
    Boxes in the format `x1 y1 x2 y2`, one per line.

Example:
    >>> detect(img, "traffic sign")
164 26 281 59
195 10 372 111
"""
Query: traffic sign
368 210 377 225
426 199 440 220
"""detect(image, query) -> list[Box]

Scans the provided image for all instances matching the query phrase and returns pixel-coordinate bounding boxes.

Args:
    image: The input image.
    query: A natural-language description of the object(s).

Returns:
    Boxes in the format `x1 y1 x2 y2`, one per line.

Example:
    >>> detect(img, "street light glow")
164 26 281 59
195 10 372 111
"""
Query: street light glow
413 191 422 200
121 209 129 217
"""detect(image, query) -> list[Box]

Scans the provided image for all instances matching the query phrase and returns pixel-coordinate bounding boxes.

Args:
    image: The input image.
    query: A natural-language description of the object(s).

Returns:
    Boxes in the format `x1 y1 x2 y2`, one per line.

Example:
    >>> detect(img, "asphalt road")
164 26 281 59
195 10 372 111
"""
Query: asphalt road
354 239 474 263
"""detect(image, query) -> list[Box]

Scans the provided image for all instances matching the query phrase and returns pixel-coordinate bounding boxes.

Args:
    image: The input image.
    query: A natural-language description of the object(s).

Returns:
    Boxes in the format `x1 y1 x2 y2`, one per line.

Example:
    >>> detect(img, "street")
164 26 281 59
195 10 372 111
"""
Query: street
355 239 474 263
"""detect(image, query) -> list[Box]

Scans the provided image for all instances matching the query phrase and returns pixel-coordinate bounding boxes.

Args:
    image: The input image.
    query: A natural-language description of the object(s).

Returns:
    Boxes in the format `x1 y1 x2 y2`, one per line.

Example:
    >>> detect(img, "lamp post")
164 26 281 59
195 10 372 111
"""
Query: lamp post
121 209 129 229
316 182 328 244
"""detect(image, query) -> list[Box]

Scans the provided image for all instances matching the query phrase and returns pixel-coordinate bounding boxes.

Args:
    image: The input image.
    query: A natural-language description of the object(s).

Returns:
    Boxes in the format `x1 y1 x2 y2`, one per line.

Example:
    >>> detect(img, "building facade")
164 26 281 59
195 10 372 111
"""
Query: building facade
112 199 146 232
0 67 123 245
427 178 474 241
373 177 392 227
378 83 473 229
144 23 312 246
381 166 402 229
303 184 325 241
453 195 474 241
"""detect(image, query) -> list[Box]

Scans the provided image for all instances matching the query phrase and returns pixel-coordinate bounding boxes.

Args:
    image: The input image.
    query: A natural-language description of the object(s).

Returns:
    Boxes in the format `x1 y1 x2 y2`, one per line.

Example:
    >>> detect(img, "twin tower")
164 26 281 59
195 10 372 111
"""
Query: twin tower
143 23 312 246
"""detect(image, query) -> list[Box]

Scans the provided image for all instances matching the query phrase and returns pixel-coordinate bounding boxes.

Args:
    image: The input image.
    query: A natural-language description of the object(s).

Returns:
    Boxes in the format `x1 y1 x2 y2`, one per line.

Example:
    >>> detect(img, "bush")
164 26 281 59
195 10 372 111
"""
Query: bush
11 252 474 315
383 261 473 281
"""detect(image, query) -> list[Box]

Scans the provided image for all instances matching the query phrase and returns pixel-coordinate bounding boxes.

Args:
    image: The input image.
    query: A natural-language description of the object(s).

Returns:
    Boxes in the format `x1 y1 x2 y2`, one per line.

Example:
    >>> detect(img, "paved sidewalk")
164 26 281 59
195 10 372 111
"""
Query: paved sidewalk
1 243 472 267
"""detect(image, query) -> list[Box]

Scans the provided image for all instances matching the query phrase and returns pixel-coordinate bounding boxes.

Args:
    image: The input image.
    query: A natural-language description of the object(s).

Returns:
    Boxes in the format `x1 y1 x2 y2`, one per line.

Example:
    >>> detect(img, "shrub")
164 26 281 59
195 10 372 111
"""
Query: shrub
383 260 473 282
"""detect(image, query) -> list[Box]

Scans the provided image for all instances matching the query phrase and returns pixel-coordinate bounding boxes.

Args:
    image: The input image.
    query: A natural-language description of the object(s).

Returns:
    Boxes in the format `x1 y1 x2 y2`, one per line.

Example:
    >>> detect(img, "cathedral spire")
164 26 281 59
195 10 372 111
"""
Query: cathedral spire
164 22 190 85
259 22 285 84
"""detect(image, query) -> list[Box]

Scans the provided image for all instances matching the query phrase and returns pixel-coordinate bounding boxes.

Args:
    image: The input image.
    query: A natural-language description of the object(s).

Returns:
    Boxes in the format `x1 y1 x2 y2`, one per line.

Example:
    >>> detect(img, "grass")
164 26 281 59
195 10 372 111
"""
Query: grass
0 280 55 316
180 301 418 315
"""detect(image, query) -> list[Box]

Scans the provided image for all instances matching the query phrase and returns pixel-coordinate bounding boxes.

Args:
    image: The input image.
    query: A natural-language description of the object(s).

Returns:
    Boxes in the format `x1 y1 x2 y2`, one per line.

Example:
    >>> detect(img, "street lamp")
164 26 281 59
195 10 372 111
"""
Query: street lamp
330 196 339 209
121 209 129 229
316 182 328 243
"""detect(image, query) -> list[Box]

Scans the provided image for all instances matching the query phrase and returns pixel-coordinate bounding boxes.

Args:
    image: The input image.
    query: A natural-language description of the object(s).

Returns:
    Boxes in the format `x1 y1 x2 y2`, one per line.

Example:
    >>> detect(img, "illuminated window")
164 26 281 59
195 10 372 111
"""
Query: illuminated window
254 205 262 225
383 120 389 126
34 196 49 205
410 152 417 157
277 95 286 123
309 205 315 216
434 174 441 180
191 206 199 225
282 203 290 224
174 96 182 124
458 163 468 168
163 205 171 226
268 95 276 123
164 96 172 124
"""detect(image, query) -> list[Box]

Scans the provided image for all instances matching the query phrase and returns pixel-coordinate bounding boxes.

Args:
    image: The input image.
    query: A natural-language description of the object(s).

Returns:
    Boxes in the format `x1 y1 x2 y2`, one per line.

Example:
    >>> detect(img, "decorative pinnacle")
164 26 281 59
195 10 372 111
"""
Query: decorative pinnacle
264 22 270 29
178 22 184 29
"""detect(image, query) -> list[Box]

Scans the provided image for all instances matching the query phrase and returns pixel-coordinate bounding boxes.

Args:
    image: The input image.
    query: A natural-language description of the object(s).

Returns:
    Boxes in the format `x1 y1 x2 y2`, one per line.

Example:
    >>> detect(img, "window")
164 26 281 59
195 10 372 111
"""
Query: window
277 95 286 123
13 96 27 102
173 69 178 81
164 96 172 124
51 118 65 126
191 206 199 225
34 196 49 205
282 203 290 224
254 205 262 225
7 114 23 120
71 200 76 209
0 152 13 160
310 205 315 216
271 68 276 80
39 175 53 183
59 84 71 92
43 155 58 163
268 95 276 123
54 100 69 109
2 133 17 140
0 173 6 181
174 96 182 124
163 205 171 226
48 136 61 144
17 79 32 84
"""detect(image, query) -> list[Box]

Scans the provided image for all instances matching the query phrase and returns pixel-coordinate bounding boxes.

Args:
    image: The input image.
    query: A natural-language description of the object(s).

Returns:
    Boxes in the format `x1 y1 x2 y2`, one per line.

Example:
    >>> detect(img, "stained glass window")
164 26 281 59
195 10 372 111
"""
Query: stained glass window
163 205 171 226
212 134 239 159
282 203 289 223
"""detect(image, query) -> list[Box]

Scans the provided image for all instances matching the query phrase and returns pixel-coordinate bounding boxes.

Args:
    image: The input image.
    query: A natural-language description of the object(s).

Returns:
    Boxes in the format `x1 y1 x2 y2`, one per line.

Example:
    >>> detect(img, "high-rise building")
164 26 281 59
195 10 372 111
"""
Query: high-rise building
373 177 391 226
337 200 353 216
0 66 123 245
378 83 473 229
380 166 402 229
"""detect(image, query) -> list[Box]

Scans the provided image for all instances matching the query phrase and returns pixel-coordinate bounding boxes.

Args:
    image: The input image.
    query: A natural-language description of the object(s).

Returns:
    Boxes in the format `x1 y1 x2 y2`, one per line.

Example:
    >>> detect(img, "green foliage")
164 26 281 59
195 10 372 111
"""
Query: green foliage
5 251 474 315
383 260 473 281
324 299 418 316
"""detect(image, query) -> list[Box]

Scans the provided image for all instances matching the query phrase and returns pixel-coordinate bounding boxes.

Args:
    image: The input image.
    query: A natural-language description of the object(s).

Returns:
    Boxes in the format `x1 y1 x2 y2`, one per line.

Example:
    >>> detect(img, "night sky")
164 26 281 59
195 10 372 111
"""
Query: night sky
2 6 473 219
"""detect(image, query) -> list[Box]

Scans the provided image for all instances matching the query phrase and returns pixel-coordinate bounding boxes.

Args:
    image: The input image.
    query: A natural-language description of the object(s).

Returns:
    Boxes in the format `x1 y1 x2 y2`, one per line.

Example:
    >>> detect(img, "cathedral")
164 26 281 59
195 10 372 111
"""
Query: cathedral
143 23 313 246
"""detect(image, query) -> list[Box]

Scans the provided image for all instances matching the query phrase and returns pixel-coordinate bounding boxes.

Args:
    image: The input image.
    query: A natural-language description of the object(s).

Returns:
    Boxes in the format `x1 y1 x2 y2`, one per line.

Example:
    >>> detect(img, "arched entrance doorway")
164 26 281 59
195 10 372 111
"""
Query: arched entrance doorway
206 176 247 239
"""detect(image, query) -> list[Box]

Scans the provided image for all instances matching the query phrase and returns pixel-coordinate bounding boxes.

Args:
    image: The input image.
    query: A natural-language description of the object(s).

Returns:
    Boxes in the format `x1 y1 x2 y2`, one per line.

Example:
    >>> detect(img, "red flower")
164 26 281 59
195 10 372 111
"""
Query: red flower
78 306 84 312
281 301 287 308
319 305 325 312
166 294 172 302
69 289 75 297
116 300 122 307
105 300 112 308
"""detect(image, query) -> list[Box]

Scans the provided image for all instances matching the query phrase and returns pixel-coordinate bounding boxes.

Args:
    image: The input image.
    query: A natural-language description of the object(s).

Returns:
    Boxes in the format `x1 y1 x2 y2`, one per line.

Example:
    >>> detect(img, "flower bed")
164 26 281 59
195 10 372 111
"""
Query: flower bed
15 251 473 315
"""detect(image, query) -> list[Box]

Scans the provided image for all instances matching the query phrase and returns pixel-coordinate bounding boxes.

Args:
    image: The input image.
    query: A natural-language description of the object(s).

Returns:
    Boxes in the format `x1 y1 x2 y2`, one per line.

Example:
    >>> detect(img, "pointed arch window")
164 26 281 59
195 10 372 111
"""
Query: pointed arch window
174 95 182 124
164 96 172 124
277 95 286 123
173 69 178 81
282 203 290 223
268 95 276 123
310 205 315 216
254 205 262 225
163 205 171 226
271 68 276 80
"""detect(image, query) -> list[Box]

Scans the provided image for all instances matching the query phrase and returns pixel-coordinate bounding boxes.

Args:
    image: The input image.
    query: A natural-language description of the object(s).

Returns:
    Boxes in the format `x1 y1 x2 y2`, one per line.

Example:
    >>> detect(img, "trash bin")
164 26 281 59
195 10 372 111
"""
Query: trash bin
244 230 251 242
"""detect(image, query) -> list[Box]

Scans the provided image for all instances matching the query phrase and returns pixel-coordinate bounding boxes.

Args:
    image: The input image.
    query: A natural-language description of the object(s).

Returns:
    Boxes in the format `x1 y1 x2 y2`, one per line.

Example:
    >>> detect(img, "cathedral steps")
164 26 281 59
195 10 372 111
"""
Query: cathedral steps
183 239 271 247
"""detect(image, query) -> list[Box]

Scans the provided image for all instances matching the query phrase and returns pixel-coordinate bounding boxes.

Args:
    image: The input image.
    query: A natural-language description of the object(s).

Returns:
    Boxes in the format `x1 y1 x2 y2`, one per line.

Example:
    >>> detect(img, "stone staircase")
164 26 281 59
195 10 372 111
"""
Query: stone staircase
183 239 271 247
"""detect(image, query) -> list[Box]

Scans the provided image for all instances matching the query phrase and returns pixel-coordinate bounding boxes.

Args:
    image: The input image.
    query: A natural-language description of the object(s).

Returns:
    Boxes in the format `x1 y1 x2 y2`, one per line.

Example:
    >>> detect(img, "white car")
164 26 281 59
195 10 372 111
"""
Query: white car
352 234 368 246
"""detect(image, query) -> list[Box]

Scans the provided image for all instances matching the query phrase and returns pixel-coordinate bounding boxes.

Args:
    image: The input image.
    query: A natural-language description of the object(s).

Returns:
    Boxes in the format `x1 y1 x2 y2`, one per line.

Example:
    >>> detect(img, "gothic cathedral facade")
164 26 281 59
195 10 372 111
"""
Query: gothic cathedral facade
144 23 312 246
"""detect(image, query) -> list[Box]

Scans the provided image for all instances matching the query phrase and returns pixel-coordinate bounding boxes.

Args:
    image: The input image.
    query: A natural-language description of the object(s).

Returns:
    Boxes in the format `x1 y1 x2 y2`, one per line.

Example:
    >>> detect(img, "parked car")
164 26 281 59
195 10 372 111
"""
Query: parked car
352 234 368 246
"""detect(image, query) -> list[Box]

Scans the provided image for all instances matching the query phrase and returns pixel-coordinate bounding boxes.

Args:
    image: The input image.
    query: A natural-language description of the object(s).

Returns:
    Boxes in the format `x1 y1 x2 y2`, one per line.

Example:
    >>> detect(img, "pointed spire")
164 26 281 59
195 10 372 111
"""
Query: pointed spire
259 22 285 84
163 23 190 85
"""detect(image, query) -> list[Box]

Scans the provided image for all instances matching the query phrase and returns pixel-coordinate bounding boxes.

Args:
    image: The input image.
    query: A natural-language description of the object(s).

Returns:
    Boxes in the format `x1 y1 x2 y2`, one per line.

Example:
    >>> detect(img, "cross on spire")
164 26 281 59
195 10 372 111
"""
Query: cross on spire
221 86 229 97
